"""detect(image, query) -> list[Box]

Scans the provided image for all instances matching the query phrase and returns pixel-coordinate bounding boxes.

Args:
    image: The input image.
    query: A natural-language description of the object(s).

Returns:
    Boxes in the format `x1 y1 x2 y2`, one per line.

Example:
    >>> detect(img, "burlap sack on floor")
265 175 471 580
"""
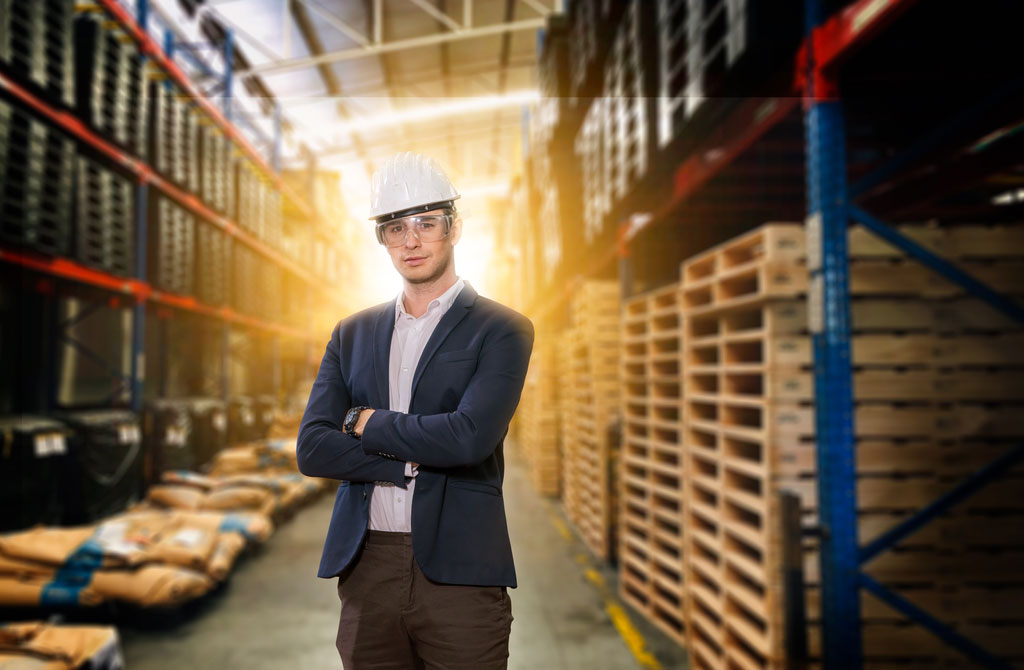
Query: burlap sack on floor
202 486 277 517
144 485 205 510
204 445 263 475
88 564 212 608
158 470 218 491
0 552 55 580
0 653 66 669
89 512 215 571
206 533 246 581
0 621 123 669
172 510 273 544
0 526 147 570
0 565 212 609
0 576 105 607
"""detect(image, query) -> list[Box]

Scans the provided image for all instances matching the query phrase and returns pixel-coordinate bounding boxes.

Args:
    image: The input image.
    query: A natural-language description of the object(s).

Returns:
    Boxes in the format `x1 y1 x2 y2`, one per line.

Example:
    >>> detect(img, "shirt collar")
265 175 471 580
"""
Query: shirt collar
395 276 465 320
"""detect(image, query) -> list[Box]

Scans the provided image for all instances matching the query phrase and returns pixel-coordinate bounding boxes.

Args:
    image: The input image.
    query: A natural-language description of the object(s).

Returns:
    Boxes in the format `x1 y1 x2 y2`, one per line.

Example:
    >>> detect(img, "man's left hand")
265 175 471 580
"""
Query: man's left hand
354 408 375 437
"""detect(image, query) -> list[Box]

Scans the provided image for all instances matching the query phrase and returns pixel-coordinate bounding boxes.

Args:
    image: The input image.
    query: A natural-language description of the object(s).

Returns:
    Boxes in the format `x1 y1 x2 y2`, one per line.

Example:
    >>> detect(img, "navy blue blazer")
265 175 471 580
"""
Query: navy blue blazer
296 281 534 587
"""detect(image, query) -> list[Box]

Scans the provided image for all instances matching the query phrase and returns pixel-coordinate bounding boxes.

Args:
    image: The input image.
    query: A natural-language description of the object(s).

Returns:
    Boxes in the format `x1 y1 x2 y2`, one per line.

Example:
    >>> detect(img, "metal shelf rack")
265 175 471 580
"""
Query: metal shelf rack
0 0 333 414
800 0 1024 667
566 0 1024 665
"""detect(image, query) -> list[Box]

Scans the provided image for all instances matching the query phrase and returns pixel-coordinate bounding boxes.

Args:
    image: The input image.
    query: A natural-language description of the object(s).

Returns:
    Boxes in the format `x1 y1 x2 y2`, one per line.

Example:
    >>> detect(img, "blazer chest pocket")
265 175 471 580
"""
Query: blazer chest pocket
436 349 477 364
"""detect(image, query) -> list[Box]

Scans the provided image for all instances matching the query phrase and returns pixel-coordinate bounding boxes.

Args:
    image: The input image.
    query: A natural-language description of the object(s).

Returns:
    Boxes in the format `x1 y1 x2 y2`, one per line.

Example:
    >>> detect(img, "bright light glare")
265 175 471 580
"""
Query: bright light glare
330 91 539 135
459 182 511 198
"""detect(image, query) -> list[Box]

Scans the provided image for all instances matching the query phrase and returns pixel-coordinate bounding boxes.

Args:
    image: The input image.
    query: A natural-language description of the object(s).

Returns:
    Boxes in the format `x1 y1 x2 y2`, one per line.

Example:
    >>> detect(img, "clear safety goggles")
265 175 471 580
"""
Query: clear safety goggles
376 213 453 248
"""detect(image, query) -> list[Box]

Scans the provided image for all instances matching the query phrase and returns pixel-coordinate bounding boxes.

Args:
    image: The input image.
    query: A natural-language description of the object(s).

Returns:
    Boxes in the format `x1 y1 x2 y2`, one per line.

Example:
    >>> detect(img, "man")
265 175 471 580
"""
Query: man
296 151 535 669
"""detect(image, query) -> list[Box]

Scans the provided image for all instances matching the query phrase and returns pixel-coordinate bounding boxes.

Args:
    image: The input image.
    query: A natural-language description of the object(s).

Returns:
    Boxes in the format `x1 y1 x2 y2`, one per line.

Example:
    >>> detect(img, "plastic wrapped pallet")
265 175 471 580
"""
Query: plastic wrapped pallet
143 398 195 476
73 154 135 277
252 394 277 439
0 98 76 257
227 396 257 444
0 0 75 107
0 415 73 532
182 396 227 467
55 410 143 523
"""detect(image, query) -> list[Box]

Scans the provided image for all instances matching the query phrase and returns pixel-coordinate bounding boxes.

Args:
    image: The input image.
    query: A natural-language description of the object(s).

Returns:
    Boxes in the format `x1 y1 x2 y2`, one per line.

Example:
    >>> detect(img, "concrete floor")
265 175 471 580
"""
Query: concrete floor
120 449 689 669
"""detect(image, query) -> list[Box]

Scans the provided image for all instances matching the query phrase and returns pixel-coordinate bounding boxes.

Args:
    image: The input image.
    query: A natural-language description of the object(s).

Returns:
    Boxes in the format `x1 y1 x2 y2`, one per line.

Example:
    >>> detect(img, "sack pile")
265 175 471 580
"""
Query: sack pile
143 467 323 519
266 412 302 439
0 507 270 609
0 621 124 669
204 440 300 476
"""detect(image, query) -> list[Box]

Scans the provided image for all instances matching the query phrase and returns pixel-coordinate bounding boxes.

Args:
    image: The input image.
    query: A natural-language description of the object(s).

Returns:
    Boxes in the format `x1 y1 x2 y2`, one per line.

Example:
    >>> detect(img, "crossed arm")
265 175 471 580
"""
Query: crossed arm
361 319 534 469
296 316 534 481
295 321 406 484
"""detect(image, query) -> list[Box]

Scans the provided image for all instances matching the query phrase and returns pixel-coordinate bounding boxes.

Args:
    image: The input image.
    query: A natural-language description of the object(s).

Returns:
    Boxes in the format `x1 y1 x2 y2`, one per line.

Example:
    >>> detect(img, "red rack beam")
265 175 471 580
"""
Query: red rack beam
0 71 340 308
0 247 147 296
795 0 920 94
0 246 315 340
94 0 317 221
667 96 799 208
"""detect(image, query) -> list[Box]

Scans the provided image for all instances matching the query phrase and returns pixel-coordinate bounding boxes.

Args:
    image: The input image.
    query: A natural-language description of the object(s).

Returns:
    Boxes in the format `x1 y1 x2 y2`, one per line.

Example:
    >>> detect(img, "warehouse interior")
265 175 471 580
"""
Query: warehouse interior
1 0 1023 668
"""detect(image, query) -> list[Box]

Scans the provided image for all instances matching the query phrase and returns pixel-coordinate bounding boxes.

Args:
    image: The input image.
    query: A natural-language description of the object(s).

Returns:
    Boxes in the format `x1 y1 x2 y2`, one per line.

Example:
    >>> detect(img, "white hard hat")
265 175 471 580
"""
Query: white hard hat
368 151 461 221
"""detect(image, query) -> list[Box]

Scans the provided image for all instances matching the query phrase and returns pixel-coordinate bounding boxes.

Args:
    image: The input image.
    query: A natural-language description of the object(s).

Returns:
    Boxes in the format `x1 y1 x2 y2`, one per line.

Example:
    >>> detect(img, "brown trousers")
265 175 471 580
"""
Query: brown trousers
336 530 513 669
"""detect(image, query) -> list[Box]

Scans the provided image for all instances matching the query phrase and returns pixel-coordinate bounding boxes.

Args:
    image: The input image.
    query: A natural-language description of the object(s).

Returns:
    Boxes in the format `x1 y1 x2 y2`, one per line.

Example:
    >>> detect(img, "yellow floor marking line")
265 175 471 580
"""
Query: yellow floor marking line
544 503 662 670
584 568 605 589
606 602 663 670
550 515 573 542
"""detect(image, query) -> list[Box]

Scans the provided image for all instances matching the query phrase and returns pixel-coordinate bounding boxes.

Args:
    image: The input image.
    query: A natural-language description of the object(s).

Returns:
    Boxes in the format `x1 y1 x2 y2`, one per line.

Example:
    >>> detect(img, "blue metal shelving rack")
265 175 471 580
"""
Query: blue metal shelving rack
802 0 1024 666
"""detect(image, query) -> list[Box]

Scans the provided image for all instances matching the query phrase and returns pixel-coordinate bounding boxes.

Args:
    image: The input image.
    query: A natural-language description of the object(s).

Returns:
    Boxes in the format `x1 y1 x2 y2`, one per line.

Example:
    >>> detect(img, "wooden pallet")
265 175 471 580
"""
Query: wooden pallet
678 222 1024 670
561 280 622 561
518 335 561 497
617 282 687 645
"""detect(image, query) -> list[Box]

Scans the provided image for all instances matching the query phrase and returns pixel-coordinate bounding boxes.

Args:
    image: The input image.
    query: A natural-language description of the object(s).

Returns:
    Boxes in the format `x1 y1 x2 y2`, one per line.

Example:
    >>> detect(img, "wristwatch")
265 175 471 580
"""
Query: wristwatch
343 406 371 439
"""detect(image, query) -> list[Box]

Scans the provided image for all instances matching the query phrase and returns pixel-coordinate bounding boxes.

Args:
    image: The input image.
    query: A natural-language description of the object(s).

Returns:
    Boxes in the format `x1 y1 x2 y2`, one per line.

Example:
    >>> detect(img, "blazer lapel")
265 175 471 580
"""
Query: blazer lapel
409 281 477 404
372 298 397 408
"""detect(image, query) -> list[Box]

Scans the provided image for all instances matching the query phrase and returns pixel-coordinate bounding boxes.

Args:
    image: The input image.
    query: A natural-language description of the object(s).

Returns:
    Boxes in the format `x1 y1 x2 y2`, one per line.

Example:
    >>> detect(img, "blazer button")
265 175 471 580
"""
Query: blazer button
362 490 367 500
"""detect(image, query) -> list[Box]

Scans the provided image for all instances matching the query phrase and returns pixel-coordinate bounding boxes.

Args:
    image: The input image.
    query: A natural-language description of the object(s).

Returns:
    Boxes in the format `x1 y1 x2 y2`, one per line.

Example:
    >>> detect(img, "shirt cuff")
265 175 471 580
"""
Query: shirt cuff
404 462 418 478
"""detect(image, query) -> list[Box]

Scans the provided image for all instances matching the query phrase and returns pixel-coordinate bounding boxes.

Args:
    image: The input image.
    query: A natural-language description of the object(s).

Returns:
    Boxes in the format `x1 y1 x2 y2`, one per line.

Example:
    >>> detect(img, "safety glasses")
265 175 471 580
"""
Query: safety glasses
376 213 452 247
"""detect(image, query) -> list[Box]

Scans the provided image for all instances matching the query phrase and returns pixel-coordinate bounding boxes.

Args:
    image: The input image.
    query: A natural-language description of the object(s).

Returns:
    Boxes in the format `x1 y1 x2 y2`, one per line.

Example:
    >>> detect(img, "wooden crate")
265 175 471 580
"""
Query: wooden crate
678 222 1024 670
562 280 622 561
617 282 687 645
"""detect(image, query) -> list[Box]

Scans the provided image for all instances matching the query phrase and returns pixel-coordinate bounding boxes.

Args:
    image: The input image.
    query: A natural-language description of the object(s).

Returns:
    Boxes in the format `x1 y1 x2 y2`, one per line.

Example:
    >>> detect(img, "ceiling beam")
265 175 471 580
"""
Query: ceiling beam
489 0 516 185
408 0 461 32
235 18 547 79
288 0 372 177
295 0 370 46
274 59 536 100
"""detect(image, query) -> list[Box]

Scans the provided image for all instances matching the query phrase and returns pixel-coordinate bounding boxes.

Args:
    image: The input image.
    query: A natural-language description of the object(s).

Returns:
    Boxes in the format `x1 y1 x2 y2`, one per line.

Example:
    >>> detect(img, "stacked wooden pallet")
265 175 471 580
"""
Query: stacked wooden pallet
678 222 1024 669
561 280 622 560
618 282 687 645
519 335 561 497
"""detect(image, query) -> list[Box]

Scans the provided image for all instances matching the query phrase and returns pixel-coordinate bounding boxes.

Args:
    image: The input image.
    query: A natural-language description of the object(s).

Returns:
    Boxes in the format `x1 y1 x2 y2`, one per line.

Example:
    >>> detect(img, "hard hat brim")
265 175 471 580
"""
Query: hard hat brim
370 198 460 223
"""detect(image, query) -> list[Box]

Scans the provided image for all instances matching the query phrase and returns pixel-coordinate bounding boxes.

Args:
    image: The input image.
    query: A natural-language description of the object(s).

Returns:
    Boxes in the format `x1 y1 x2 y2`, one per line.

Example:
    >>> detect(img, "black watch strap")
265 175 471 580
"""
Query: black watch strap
344 406 371 438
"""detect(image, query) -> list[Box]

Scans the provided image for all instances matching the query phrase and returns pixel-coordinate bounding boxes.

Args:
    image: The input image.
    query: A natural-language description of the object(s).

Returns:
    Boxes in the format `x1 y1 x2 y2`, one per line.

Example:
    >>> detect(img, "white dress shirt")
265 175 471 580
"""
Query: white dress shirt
368 276 466 532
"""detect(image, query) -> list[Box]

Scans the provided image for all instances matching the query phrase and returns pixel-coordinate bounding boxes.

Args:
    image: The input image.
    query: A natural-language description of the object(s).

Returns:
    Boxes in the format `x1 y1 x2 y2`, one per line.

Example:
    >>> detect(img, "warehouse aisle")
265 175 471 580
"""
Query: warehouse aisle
120 447 687 669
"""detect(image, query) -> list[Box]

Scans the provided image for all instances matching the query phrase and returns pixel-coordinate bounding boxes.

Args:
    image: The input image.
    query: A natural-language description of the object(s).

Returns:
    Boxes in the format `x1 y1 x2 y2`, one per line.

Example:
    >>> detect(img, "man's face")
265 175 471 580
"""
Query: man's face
383 208 462 285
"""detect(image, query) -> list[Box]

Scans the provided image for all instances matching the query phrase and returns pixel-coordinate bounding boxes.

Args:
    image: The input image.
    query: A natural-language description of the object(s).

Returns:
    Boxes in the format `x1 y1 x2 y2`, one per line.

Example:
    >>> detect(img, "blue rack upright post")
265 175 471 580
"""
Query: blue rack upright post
803 0 1024 666
802 1 861 667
